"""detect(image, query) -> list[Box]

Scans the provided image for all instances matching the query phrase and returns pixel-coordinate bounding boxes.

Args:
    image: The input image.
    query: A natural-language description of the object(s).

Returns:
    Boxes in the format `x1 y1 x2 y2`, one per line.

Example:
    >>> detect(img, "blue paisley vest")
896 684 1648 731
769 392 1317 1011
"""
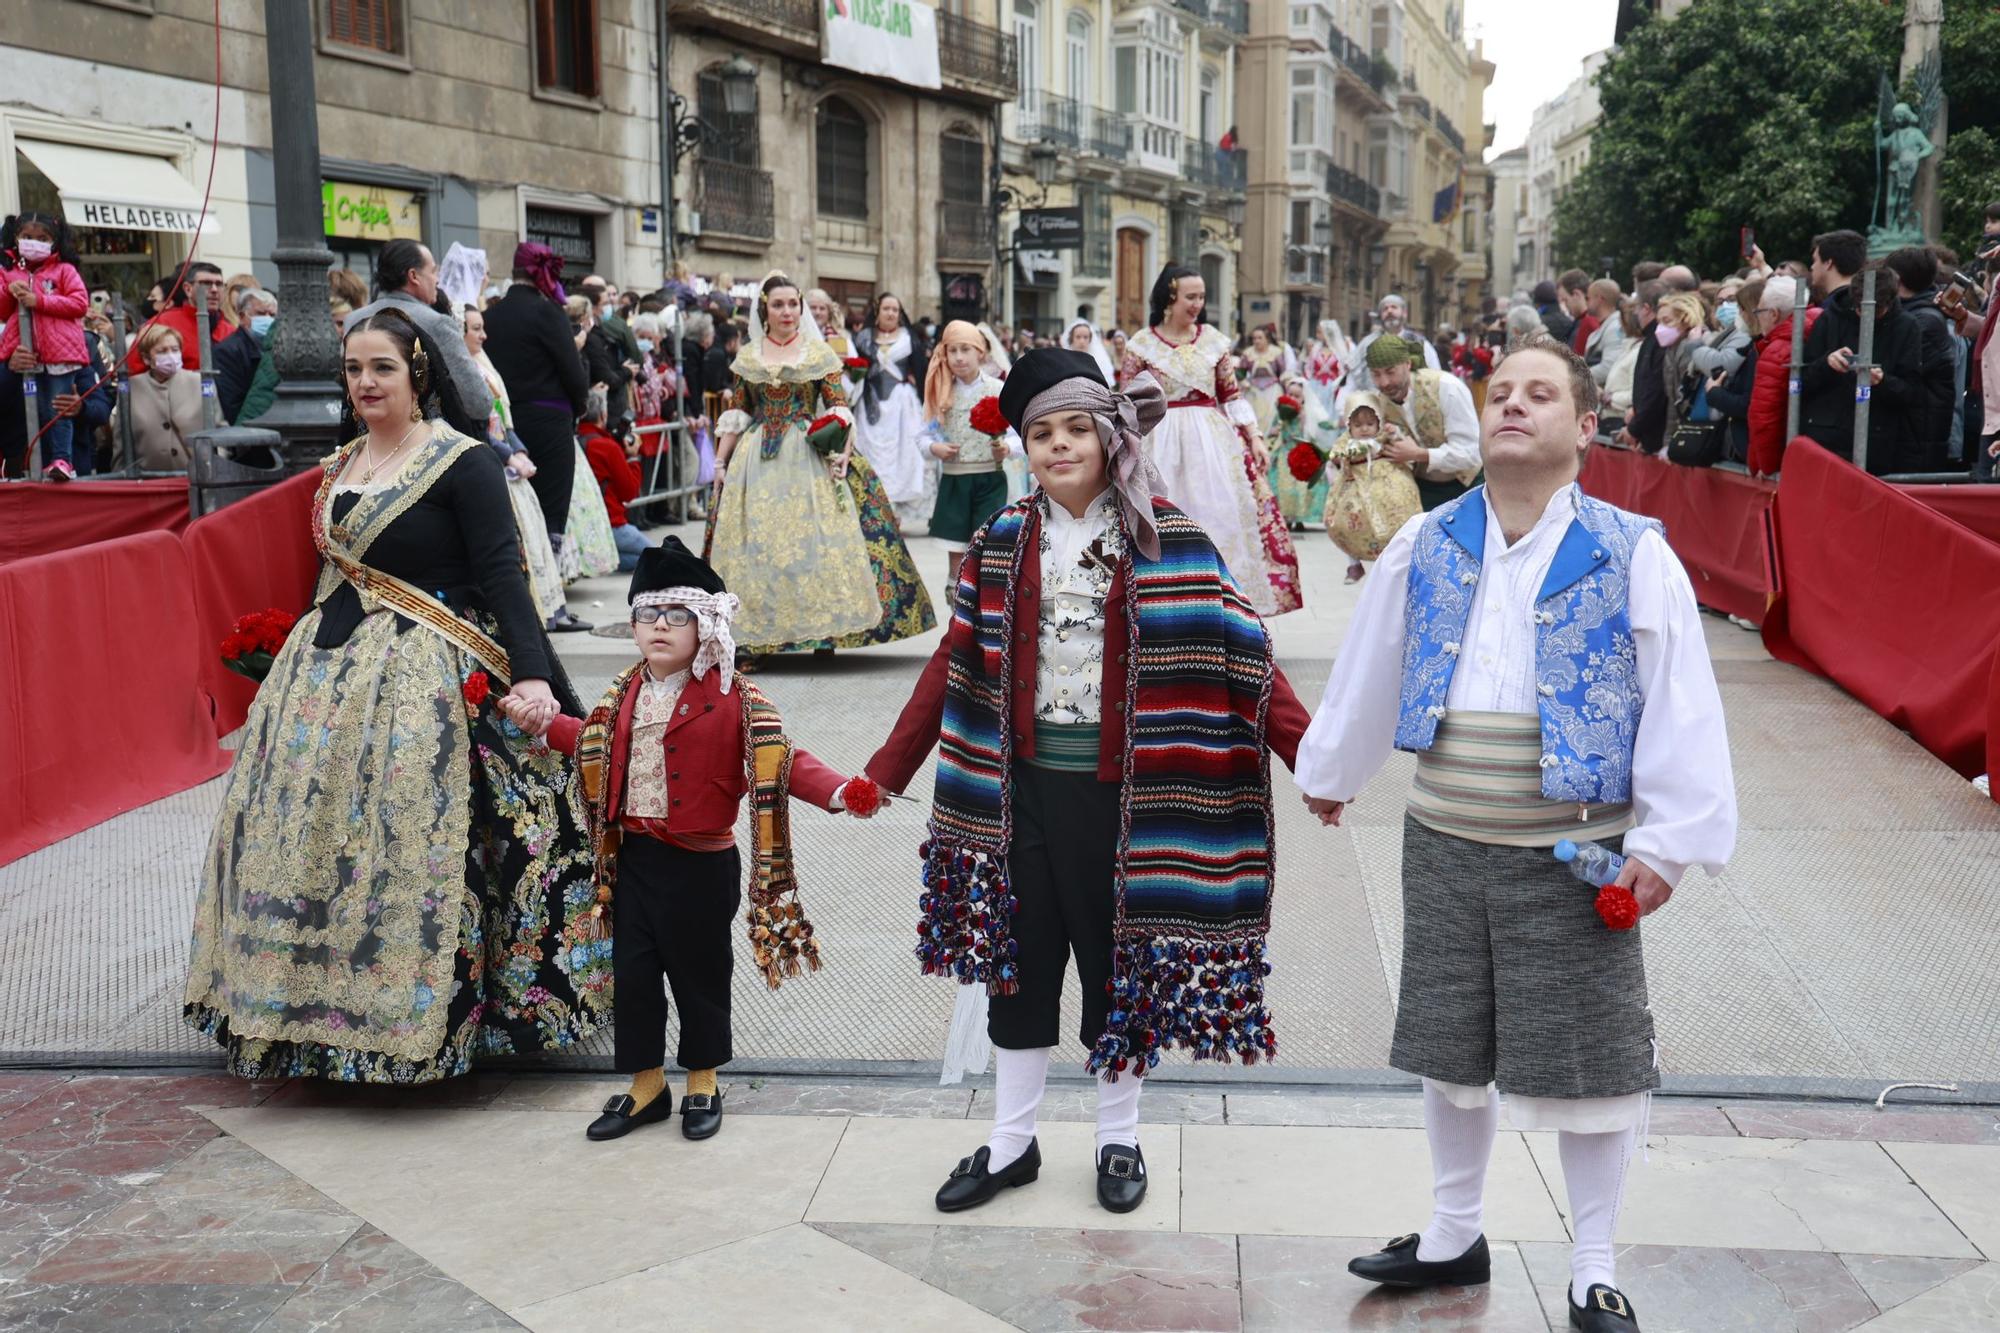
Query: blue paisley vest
1394 485 1662 803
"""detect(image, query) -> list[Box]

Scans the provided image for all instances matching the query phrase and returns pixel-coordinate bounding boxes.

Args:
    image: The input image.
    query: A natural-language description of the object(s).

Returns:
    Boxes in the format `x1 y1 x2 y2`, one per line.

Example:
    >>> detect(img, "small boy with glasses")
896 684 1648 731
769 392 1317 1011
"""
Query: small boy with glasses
501 537 876 1142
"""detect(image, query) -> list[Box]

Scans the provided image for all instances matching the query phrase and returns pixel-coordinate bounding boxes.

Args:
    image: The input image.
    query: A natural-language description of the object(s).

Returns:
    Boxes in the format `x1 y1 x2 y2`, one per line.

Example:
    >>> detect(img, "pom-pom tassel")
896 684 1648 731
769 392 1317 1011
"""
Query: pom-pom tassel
842 775 883 817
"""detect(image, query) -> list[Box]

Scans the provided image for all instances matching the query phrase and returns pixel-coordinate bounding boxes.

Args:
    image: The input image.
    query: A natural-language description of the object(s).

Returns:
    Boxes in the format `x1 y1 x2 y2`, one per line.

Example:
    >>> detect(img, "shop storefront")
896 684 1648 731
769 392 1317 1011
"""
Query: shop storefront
322 177 426 277
9 137 214 312
524 205 597 275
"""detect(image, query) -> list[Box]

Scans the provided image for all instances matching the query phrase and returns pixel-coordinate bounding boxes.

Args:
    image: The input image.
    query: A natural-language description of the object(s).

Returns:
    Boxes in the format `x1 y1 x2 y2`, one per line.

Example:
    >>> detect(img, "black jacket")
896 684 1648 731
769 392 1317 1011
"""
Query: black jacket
1898 286 1958 469
582 322 630 421
680 336 710 407
1538 303 1576 346
481 285 587 416
851 324 930 424
1626 323 1668 452
1800 284 1940 474
1703 344 1756 465
214 324 262 424
702 343 736 406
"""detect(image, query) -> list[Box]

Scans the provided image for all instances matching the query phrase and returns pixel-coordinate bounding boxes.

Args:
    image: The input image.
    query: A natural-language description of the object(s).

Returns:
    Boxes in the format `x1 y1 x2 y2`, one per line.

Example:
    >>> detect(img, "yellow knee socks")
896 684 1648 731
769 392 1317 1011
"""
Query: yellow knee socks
626 1066 666 1113
685 1067 718 1098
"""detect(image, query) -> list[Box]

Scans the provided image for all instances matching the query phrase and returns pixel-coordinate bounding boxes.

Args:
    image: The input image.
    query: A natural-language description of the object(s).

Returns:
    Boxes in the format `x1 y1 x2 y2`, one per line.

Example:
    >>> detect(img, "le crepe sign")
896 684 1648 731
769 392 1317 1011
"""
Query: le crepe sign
1015 207 1083 251
822 0 941 91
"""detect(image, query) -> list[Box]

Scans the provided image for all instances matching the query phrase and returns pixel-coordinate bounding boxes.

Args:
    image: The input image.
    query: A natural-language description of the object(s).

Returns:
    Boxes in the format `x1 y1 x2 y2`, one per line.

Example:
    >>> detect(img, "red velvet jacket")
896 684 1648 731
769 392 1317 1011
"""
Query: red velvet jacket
866 514 1313 791
548 670 846 838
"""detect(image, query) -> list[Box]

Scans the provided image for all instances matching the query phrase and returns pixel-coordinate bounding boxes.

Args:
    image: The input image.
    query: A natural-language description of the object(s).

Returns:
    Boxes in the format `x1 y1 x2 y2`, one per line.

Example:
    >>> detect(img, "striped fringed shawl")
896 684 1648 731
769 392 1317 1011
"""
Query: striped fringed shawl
918 495 1280 1079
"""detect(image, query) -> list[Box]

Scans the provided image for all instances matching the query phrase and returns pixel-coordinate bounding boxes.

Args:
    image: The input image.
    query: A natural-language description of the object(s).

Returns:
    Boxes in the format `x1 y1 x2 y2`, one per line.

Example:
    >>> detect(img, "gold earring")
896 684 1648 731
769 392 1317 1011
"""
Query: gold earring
409 400 423 423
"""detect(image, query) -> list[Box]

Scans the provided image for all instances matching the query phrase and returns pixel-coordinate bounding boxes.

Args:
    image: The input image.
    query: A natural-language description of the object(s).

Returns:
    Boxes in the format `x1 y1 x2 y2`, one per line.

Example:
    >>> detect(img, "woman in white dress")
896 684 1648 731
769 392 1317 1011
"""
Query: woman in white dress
1238 325 1288 437
850 292 932 532
1064 318 1117 383
1120 265 1302 615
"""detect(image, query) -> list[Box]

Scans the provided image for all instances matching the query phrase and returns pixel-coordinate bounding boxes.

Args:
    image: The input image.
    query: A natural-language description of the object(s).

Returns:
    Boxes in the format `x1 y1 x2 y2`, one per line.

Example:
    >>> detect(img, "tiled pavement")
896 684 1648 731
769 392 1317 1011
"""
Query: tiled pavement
1 1071 1995 1331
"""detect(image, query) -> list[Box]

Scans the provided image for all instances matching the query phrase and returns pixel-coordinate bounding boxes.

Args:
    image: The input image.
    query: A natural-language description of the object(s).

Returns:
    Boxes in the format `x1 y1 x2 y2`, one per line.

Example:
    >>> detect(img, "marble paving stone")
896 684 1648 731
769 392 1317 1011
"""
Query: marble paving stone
818 1221 1242 1332
1180 1125 1568 1242
0 1075 70 1115
1879 1140 2000 1257
205 1106 847 1311
804 1117 1182 1232
1222 1091 1427 1128
1722 1101 2000 1146
1520 1241 1880 1333
26 1137 360 1287
1527 1135 1979 1258
1641 1102 1739 1137
0 1280 295 1331
262 1225 526 1331
970 1083 1226 1125
1839 1254 1986 1314
726 1079 978 1120
1852 1262 2000 1329
1238 1233 1550 1331
509 1222 1014 1333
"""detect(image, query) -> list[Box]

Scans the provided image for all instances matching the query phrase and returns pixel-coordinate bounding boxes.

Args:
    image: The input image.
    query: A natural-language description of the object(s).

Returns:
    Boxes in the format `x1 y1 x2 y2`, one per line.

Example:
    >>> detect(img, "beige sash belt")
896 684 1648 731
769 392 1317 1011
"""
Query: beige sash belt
322 545 513 683
1408 710 1633 847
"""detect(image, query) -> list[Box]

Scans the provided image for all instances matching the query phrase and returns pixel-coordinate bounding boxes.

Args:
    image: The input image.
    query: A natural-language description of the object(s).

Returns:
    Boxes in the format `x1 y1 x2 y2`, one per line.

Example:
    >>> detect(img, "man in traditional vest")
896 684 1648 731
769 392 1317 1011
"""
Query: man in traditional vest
1365 334 1482 511
1297 332 1738 1333
1341 294 1442 399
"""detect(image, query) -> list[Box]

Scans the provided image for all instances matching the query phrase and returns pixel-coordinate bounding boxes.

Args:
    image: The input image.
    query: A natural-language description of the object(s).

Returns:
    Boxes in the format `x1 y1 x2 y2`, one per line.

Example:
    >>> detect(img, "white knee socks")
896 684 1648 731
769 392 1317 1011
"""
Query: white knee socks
1093 1071 1143 1156
986 1045 1051 1170
1417 1080 1500 1262
1559 1126 1634 1305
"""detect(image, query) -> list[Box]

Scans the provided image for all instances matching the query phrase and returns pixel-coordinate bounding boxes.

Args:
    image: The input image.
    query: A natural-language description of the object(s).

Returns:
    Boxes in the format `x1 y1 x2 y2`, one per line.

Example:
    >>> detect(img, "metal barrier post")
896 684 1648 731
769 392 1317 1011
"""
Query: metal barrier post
1786 277 1807 443
1852 268 1876 475
16 280 41 479
196 301 220 429
107 293 139 477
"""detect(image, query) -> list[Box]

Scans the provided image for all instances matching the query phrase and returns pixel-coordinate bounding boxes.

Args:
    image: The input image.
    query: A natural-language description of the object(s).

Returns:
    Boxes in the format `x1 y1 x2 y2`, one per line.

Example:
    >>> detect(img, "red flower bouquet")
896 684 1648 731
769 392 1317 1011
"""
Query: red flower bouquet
1286 440 1326 485
219 607 299 683
842 355 870 379
1275 394 1302 423
968 394 1009 439
462 671 492 711
1594 884 1640 931
806 411 850 456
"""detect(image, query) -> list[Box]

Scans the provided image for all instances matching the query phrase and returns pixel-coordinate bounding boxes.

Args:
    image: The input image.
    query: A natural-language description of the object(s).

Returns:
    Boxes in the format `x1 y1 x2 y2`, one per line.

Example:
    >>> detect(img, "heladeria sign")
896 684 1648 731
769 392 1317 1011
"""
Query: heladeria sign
823 0 940 92
78 201 217 235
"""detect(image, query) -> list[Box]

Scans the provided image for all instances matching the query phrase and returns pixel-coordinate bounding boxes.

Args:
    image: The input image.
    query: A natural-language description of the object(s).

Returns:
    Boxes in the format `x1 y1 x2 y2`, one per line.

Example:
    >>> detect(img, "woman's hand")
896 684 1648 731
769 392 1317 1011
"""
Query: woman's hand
929 439 961 461
1249 436 1270 472
503 678 561 735
510 452 538 479
1303 794 1346 827
830 449 851 481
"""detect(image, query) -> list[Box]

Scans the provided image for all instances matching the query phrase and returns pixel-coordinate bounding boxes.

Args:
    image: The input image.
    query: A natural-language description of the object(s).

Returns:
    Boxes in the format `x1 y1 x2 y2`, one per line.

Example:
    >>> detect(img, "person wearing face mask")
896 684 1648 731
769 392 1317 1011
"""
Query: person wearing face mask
215 287 277 424
579 277 636 435
118 323 205 470
1687 280 1752 388
1651 292 1715 447
1614 281 1670 453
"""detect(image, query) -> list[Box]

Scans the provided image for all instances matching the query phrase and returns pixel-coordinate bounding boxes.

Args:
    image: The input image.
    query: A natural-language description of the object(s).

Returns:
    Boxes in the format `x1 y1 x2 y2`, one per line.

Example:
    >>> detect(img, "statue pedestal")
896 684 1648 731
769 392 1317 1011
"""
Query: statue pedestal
1868 222 1928 259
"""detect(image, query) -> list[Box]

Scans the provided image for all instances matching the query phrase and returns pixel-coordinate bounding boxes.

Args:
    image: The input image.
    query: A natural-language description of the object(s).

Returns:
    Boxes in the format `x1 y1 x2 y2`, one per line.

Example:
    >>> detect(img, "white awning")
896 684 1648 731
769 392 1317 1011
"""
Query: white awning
15 139 218 235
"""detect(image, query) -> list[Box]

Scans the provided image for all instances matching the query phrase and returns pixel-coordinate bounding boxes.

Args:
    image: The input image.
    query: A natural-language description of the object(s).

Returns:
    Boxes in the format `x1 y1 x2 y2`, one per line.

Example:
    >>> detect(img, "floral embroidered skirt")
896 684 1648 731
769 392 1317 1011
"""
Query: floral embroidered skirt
558 441 620 581
1269 448 1329 527
183 606 612 1082
754 453 937 653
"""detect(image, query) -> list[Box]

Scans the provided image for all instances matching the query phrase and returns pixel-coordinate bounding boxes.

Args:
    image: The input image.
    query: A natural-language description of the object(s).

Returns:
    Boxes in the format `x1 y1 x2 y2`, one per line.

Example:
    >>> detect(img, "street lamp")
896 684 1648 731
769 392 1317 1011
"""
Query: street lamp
719 54 757 115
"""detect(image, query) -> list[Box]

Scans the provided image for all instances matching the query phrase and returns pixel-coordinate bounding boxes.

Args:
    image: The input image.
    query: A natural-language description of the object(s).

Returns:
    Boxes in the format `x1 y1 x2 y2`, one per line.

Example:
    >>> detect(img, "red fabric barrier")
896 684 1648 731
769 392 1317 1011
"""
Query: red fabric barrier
0 478 190 564
1579 445 1776 624
1763 441 2000 788
183 470 324 735
1892 482 2000 547
0 531 231 867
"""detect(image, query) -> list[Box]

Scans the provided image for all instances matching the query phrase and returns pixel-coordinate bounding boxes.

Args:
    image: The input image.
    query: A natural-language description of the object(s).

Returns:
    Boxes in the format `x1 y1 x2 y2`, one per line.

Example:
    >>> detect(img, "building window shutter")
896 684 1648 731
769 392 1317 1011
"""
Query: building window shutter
327 0 400 54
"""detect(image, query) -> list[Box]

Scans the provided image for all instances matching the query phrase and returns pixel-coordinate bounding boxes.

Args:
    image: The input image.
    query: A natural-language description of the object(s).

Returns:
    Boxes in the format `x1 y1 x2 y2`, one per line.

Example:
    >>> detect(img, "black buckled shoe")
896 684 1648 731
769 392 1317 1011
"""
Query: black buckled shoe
680 1091 724 1140
585 1091 671 1141
1096 1143 1148 1213
1569 1283 1640 1331
934 1139 1041 1213
1346 1233 1491 1288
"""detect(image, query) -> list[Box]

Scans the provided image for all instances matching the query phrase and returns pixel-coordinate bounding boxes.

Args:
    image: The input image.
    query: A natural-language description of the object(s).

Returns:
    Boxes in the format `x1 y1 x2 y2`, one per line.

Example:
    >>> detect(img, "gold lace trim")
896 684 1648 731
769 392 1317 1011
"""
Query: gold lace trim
730 339 842 385
1128 326 1232 399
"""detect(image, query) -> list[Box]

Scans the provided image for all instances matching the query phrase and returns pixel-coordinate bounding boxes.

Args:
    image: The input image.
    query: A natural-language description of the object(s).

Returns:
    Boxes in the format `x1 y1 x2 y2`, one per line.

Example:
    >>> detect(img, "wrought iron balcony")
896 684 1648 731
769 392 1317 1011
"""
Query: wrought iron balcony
1405 92 1433 124
666 0 816 53
1435 111 1465 154
694 158 774 242
1182 139 1218 190
937 200 996 263
1018 92 1083 151
938 10 1018 102
1171 0 1247 35
1326 163 1380 215
1084 107 1135 162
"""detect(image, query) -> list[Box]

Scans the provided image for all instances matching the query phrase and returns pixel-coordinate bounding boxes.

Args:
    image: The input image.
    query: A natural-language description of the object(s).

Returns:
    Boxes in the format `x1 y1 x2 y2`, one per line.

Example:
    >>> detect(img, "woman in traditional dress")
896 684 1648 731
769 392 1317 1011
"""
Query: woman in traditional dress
1120 265 1301 616
183 308 609 1082
1303 318 1348 417
1064 318 1117 382
851 292 933 531
1238 325 1288 437
705 273 884 651
1272 370 1331 530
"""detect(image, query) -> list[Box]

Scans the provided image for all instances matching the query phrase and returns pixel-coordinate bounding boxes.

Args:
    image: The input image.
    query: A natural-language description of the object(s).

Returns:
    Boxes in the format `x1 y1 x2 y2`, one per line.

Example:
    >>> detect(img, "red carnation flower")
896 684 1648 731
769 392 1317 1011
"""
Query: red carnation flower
1594 884 1640 931
1286 440 1325 484
1275 394 1302 423
805 412 849 456
219 631 252 660
842 775 883 817
462 672 492 710
968 395 1009 438
843 355 870 371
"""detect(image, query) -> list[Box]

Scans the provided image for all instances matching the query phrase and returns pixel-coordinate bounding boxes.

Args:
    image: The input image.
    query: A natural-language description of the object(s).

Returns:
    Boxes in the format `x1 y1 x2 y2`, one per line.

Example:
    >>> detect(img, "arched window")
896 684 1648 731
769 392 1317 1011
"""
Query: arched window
1066 11 1091 105
816 97 871 221
698 64 759 168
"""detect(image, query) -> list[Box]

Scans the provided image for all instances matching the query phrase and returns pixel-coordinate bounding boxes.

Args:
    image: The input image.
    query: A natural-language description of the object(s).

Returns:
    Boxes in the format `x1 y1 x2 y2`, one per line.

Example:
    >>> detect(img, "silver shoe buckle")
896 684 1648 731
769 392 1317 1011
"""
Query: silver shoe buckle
1105 1154 1138 1179
950 1155 978 1179
1594 1288 1630 1318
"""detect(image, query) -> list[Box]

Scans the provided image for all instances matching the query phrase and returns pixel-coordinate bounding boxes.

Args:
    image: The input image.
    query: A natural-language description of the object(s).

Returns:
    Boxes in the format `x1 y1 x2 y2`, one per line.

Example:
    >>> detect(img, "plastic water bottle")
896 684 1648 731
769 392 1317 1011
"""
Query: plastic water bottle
1553 838 1625 888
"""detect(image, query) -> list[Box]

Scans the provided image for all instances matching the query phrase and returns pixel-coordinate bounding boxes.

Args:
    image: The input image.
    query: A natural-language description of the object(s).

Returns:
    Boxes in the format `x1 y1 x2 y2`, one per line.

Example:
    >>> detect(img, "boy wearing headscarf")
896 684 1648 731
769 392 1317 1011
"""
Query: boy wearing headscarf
921 319 1017 587
502 538 876 1143
864 349 1315 1216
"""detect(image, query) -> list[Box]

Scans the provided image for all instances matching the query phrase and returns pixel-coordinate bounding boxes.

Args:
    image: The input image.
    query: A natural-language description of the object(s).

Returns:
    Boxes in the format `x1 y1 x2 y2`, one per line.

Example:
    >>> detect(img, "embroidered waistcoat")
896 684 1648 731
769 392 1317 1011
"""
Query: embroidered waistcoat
1394 486 1662 803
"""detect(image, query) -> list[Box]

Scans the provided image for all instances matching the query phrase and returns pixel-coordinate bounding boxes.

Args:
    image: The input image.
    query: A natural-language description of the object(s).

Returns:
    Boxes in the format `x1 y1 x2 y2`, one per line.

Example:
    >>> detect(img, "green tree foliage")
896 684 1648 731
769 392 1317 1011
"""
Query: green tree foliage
1939 4 2000 257
1552 0 1899 278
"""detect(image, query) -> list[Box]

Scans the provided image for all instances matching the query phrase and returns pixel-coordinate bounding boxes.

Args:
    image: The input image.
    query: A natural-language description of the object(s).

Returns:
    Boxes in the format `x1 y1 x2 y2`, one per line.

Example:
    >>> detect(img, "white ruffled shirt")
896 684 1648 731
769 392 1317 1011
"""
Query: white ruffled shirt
1297 483 1738 889
1035 489 1120 724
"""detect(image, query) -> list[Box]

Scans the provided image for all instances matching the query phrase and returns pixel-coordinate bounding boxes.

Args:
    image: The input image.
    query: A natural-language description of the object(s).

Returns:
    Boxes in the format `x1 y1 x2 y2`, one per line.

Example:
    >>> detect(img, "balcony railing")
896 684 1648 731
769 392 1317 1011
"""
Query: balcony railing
1183 139 1217 189
1435 111 1465 154
695 158 774 242
1083 104 1133 161
1171 0 1247 34
1405 92 1433 124
1326 163 1380 215
937 200 996 263
1286 249 1327 287
668 0 815 47
815 215 877 249
1017 92 1083 150
938 11 1018 101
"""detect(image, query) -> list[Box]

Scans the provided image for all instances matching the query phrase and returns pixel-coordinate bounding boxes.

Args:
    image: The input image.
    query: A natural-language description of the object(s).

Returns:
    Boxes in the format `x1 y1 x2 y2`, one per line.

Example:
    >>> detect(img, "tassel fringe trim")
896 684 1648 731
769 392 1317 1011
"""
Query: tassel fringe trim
916 837 1021 996
1086 936 1278 1081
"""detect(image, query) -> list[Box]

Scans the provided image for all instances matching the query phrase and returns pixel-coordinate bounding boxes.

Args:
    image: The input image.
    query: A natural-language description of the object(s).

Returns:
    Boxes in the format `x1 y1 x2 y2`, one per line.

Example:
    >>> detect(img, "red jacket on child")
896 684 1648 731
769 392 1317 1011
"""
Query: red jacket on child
579 420 642 528
548 668 846 842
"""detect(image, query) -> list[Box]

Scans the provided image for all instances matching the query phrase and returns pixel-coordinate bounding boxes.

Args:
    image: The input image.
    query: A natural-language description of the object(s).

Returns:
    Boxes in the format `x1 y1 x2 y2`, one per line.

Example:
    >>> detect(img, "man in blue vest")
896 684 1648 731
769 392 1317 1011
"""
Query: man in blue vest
1296 332 1738 1332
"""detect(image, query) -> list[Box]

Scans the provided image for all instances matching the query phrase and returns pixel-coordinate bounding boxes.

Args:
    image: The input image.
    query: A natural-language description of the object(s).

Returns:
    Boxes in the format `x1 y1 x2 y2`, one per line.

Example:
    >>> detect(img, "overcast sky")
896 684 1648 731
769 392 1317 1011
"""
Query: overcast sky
1465 0 1620 159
